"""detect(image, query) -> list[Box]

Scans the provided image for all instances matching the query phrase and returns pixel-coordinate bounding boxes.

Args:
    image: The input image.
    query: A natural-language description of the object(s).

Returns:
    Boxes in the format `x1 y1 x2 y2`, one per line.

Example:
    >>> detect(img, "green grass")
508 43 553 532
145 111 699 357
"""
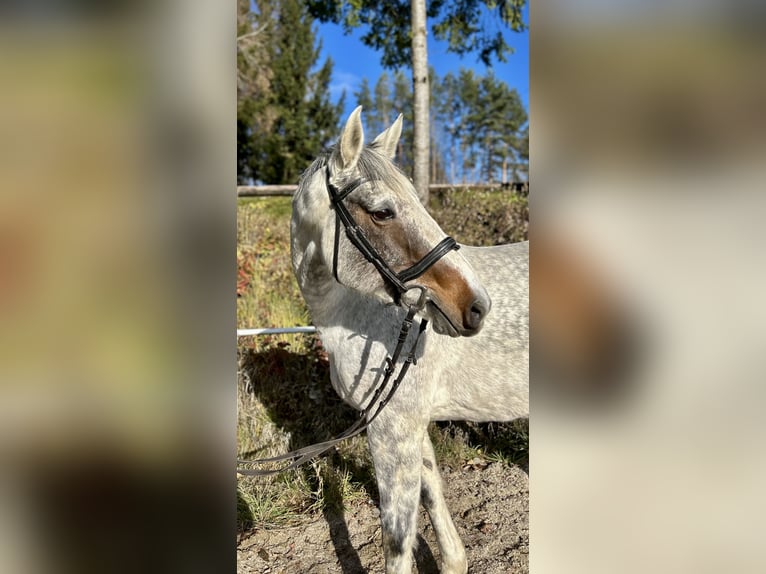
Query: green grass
237 190 529 533
237 197 308 345
238 196 294 219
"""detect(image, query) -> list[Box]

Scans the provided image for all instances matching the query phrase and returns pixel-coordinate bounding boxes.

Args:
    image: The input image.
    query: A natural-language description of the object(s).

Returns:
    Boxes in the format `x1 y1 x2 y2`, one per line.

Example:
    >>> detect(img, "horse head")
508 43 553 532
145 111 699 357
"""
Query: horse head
292 106 491 337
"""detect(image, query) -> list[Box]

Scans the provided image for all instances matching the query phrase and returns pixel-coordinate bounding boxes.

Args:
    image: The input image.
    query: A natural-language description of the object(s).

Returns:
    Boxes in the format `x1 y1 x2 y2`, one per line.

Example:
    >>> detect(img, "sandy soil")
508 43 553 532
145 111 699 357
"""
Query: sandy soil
237 462 528 574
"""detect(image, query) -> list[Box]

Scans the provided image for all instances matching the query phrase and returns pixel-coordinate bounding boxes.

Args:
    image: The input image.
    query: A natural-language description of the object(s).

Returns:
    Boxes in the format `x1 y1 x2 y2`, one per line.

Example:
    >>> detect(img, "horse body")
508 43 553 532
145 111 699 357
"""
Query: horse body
291 107 528 574
427 242 529 422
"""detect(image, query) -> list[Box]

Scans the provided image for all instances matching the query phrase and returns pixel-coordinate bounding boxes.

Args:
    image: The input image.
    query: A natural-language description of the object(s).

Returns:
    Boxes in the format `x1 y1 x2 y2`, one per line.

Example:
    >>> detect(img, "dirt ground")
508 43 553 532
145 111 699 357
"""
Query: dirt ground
237 462 528 574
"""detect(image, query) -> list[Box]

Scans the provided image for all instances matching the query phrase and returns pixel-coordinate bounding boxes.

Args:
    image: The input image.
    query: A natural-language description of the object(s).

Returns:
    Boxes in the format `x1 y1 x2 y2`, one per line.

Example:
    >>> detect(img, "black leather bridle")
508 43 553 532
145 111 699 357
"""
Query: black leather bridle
325 165 459 302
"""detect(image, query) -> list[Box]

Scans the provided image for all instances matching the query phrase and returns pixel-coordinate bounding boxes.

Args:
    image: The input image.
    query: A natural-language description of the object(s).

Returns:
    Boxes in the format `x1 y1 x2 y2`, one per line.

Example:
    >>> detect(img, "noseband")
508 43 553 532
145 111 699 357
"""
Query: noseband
325 166 459 302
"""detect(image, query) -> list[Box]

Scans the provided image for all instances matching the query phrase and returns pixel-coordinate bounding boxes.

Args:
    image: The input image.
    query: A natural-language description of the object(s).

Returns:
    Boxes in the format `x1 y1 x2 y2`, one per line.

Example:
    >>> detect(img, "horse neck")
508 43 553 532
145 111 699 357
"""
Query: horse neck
301 273 362 328
291 215 370 331
293 237 397 348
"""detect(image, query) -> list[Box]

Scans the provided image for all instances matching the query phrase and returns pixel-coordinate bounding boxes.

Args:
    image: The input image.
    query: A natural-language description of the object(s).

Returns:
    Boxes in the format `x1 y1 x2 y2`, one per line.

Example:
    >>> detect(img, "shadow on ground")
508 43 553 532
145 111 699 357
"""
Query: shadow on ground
238 341 379 570
237 341 528 572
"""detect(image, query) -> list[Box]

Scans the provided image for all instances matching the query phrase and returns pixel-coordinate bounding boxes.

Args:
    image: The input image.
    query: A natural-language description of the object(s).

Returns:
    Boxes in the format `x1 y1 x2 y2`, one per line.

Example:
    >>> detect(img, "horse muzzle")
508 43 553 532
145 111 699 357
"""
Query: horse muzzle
426 289 491 338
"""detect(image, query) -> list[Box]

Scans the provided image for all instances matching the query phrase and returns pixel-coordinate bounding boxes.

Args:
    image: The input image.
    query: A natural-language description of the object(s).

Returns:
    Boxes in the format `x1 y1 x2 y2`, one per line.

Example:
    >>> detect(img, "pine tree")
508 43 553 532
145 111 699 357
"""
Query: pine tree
432 68 526 184
391 70 414 173
354 78 375 132
372 72 392 136
514 125 529 181
356 70 415 176
428 67 447 183
458 69 481 183
237 0 273 184
432 71 463 183
307 55 346 159
238 0 343 184
473 72 526 183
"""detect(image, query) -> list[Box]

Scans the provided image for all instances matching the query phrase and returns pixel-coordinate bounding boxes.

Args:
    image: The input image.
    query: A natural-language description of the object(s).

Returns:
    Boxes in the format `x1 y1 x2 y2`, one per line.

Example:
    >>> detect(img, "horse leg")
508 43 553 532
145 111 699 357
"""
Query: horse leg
367 417 426 574
420 433 467 574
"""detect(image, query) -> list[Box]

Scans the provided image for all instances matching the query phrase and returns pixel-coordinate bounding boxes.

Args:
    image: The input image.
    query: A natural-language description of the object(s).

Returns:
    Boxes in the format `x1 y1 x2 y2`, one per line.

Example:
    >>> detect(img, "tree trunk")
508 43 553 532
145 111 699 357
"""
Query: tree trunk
449 132 456 184
410 0 429 205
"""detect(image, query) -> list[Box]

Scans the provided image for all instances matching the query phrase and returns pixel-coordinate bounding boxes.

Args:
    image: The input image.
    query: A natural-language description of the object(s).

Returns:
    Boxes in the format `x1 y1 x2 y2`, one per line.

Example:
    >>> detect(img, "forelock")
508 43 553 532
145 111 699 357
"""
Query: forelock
297 143 415 199
356 146 414 197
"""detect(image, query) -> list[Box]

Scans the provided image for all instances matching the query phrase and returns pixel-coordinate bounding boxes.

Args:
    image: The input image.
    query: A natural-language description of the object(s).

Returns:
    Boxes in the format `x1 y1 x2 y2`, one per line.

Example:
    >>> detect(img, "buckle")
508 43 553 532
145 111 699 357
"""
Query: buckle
401 285 429 312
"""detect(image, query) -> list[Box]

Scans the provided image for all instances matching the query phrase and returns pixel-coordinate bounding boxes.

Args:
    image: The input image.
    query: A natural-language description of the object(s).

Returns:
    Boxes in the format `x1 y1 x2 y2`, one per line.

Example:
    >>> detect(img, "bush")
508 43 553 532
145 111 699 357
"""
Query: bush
429 189 528 246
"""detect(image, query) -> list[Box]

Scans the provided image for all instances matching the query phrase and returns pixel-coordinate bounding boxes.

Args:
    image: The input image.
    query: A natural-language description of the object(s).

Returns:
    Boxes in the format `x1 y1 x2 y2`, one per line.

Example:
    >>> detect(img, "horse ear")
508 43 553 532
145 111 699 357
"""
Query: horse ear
372 113 403 160
336 106 365 171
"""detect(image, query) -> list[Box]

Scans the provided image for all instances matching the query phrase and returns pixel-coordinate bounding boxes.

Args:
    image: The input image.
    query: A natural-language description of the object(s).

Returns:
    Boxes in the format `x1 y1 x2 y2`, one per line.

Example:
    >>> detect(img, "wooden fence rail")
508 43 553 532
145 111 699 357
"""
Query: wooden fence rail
237 181 529 197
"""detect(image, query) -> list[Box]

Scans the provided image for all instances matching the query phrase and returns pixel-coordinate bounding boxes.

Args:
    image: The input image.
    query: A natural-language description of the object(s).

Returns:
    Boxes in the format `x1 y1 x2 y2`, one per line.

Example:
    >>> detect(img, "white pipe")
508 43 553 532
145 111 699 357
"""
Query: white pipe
236 326 317 337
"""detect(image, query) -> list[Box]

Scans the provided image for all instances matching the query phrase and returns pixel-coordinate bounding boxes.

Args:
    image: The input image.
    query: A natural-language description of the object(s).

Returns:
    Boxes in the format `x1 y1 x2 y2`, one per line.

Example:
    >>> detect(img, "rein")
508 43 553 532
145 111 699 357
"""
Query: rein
237 165 458 476
237 289 428 476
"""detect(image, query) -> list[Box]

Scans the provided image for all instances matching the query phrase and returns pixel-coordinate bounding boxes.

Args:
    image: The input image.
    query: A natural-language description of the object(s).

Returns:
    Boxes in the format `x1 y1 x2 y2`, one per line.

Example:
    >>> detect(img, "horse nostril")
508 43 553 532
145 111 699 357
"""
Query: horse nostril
467 299 489 330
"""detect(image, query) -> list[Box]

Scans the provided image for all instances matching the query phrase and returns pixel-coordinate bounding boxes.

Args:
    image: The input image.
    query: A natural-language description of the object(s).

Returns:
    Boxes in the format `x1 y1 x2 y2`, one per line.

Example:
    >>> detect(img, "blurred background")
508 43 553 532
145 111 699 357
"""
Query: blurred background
531 1 766 573
2 0 766 572
0 1 234 572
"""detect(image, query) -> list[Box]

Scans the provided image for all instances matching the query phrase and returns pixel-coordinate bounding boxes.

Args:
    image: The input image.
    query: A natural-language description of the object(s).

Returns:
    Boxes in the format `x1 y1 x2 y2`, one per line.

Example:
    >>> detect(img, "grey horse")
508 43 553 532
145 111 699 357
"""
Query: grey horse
291 107 528 574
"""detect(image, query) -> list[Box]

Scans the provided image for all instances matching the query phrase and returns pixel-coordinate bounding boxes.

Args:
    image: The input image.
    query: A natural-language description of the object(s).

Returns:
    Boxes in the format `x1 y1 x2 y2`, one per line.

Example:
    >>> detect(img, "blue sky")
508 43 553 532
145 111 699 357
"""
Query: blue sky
315 3 529 120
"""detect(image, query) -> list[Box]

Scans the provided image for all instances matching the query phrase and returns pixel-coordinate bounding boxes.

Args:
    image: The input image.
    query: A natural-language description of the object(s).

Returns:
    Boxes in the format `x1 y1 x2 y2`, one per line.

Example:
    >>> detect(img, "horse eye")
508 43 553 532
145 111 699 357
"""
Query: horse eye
370 208 395 222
